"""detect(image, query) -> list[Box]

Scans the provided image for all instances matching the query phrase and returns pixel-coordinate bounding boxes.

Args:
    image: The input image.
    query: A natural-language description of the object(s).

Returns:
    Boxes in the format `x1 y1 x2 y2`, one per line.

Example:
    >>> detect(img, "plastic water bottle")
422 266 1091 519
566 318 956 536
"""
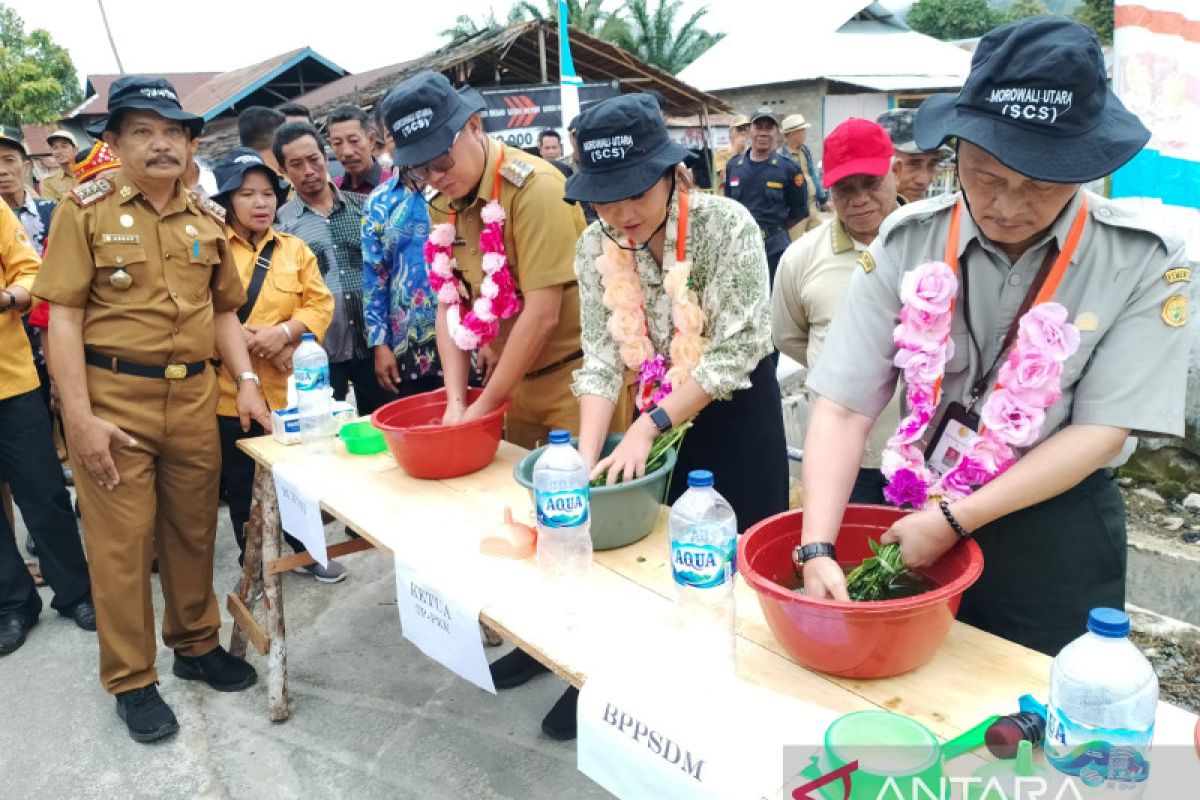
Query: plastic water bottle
668 470 737 676
293 333 334 452
533 431 592 625
1045 608 1158 798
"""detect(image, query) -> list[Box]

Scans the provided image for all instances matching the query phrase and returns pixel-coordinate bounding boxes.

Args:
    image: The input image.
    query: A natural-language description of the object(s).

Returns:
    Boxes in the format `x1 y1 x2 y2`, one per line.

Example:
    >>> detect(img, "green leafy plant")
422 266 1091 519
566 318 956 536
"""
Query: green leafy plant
845 539 910 602
590 422 691 487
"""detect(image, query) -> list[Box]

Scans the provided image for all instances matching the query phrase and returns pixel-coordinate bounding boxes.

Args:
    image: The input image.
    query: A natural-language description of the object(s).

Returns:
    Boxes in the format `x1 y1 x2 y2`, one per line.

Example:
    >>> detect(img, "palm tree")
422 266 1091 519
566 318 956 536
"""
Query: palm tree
439 6 526 41
607 0 724 75
510 0 625 40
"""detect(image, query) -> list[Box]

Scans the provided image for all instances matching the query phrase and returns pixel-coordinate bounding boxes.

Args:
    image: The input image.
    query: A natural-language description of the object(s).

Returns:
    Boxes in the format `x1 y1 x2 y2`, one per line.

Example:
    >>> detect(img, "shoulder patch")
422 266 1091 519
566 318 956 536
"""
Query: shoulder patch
858 251 876 274
191 192 226 225
1162 294 1188 328
499 160 535 188
1164 267 1191 285
68 178 114 207
794 172 805 187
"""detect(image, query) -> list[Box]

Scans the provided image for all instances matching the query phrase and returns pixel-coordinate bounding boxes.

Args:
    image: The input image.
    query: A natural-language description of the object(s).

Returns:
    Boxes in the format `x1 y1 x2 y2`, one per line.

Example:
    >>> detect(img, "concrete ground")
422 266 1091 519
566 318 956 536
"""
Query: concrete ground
0 493 612 800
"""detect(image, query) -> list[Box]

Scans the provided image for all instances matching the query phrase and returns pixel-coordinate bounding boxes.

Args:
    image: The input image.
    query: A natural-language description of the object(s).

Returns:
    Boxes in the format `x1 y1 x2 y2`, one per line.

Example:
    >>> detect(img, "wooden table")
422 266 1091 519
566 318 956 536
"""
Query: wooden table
230 434 1197 791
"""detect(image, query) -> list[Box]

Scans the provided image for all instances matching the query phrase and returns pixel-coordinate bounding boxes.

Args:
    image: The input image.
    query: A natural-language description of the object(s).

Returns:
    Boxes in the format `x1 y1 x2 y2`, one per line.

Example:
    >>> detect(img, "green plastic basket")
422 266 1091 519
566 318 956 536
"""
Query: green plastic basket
340 420 387 455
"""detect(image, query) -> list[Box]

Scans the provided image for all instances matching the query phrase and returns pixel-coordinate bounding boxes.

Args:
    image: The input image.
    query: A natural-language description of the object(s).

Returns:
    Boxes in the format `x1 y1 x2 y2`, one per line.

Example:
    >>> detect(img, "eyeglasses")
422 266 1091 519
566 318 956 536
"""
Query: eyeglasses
402 131 461 183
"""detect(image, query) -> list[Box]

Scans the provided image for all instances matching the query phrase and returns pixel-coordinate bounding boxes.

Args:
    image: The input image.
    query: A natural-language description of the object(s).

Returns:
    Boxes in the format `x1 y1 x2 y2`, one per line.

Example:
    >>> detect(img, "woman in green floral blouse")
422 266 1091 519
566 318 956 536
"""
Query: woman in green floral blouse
566 94 789 528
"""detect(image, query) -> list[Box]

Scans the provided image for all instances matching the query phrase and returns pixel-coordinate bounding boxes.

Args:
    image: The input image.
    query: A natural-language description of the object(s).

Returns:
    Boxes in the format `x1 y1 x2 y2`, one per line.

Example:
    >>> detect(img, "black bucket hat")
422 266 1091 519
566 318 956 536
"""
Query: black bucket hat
0 125 27 156
914 17 1149 183
211 147 288 206
379 71 485 169
88 76 204 139
563 94 690 204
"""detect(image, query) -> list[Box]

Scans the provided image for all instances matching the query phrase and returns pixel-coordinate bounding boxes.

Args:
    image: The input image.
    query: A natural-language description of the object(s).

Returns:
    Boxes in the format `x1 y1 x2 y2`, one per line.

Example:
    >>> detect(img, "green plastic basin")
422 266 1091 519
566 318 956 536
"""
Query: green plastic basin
513 433 677 551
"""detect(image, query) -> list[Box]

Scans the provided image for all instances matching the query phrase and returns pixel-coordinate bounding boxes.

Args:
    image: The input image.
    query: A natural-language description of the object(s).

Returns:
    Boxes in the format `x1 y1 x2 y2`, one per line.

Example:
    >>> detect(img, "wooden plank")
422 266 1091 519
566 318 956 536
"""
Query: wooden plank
264 537 376 576
230 474 268 659
257 463 291 722
226 592 269 656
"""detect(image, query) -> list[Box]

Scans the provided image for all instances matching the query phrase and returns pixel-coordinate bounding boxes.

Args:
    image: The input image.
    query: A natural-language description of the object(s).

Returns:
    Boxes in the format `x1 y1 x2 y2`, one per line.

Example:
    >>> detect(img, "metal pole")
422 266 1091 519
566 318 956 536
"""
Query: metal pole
97 0 125 74
538 25 548 83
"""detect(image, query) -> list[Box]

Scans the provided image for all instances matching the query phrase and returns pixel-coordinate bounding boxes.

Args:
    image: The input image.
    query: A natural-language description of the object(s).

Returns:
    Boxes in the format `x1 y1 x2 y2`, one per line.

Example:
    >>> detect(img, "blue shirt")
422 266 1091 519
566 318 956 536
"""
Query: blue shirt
360 177 440 380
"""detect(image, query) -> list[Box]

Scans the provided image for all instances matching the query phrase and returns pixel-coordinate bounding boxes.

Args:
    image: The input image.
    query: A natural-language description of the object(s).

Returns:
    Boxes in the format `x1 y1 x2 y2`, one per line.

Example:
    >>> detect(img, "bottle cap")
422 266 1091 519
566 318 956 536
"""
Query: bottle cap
1087 607 1130 638
548 430 570 445
687 470 714 488
300 332 316 342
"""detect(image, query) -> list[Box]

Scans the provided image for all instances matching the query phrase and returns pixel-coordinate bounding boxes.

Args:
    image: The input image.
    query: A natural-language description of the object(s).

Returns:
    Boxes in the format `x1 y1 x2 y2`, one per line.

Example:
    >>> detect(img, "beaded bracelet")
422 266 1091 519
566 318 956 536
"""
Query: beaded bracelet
938 500 970 539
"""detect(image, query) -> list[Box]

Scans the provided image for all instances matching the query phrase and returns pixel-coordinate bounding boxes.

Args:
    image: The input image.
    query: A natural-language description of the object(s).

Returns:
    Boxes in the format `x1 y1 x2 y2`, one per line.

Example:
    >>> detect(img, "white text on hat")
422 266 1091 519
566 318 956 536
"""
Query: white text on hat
139 87 179 102
986 87 1073 124
583 134 634 163
392 108 433 137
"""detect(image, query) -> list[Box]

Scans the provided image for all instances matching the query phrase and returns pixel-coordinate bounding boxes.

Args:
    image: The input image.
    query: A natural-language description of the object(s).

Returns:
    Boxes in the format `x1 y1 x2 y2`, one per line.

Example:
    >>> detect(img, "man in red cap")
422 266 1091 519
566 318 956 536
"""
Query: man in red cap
771 118 903 503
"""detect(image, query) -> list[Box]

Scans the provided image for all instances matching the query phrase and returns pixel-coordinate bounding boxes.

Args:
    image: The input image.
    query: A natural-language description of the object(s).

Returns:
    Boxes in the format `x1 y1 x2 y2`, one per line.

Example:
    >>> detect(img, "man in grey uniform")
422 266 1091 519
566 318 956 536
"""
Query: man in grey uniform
796 18 1194 656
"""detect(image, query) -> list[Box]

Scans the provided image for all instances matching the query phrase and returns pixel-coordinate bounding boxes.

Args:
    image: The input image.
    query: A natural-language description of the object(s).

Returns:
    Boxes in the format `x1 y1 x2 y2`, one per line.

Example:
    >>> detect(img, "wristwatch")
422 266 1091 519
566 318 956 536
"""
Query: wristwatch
234 371 261 387
792 542 837 572
647 404 673 434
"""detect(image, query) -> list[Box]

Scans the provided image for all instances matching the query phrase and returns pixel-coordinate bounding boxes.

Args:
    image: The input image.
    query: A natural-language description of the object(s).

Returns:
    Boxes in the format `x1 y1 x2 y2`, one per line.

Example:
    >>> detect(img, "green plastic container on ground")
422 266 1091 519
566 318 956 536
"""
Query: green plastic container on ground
339 420 387 455
513 433 677 551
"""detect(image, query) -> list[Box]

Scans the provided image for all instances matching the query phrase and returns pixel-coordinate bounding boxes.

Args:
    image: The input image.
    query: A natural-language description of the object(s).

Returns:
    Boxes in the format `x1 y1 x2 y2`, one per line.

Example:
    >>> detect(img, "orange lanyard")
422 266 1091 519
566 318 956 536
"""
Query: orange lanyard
675 189 689 262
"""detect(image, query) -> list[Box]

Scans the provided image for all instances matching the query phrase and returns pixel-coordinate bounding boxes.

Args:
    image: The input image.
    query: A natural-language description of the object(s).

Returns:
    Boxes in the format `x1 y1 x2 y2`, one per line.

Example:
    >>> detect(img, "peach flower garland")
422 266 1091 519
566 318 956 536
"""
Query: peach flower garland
596 238 708 411
881 261 1080 509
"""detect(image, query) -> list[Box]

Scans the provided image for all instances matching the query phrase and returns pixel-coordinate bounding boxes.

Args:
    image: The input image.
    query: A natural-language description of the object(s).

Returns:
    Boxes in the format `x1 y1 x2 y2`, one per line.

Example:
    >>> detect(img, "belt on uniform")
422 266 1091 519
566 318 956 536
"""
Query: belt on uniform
525 349 584 380
84 348 208 380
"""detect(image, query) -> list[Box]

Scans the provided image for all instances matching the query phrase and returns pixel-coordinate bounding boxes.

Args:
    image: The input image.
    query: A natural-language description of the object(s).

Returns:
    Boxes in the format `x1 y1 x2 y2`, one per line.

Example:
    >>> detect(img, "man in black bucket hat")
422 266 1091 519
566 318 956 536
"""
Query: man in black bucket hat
34 75 269 742
797 18 1194 656
381 71 607 450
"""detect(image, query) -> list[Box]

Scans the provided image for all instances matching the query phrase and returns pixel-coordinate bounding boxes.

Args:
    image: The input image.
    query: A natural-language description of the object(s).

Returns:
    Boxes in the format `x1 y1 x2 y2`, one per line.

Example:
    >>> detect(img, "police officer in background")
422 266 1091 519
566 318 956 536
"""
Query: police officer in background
876 108 947 203
799 19 1194 656
34 76 271 743
725 107 808 281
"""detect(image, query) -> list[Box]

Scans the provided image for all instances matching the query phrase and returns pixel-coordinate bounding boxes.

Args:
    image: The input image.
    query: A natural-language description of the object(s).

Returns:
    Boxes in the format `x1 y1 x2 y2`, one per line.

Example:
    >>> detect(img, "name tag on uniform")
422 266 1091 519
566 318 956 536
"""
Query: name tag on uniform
924 402 981 477
766 181 784 189
101 233 139 244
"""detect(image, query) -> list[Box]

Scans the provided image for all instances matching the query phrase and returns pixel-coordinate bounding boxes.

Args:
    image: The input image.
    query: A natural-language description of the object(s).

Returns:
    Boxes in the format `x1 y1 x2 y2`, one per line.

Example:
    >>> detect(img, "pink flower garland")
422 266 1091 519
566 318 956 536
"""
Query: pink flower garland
423 200 521 351
596 238 708 412
881 261 1080 509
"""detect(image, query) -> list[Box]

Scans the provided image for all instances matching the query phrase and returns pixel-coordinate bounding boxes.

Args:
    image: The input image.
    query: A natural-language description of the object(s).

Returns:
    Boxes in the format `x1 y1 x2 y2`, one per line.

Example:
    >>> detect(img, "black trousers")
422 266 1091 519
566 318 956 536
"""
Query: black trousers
218 417 307 564
0 389 90 616
330 357 394 417
957 470 1125 657
849 468 887 505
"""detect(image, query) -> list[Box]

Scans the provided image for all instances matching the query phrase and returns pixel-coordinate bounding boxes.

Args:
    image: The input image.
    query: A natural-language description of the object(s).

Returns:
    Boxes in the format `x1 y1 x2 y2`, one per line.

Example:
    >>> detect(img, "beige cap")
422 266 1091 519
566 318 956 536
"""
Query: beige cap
781 114 811 133
47 129 77 147
730 114 751 128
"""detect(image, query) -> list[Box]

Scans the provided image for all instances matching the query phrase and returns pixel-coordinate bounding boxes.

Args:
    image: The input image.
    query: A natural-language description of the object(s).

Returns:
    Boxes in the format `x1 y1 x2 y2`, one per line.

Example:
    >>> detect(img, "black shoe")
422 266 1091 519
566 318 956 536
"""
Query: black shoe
0 612 37 656
488 648 549 690
541 686 579 741
60 599 97 631
173 645 257 692
115 684 179 743
24 534 37 557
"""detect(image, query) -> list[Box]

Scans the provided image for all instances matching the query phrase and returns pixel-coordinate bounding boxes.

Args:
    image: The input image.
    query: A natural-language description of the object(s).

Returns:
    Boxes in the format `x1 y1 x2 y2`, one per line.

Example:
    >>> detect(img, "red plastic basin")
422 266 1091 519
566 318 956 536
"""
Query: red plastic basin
370 388 509 479
739 506 984 679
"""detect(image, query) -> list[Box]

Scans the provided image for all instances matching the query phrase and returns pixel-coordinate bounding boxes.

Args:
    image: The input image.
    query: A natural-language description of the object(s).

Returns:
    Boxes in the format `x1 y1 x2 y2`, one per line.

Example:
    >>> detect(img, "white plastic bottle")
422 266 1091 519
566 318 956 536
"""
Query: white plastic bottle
293 333 334 453
668 470 737 677
533 431 592 625
1045 608 1158 798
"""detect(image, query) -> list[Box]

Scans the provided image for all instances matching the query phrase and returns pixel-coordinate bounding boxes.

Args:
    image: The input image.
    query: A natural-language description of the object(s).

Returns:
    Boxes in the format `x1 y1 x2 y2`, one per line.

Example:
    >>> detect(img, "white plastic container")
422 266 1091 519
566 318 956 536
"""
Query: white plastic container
293 333 334 452
668 469 738 677
533 430 592 626
1045 607 1158 797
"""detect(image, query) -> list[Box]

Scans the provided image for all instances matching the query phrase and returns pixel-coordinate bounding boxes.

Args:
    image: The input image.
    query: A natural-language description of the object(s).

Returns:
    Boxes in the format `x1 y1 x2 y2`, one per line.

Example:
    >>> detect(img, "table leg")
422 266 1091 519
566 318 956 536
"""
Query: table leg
229 469 266 659
259 464 291 721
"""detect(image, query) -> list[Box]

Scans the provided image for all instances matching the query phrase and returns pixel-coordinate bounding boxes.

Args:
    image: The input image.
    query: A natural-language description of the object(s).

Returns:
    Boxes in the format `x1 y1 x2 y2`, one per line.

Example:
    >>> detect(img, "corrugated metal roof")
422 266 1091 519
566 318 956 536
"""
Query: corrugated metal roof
182 47 347 120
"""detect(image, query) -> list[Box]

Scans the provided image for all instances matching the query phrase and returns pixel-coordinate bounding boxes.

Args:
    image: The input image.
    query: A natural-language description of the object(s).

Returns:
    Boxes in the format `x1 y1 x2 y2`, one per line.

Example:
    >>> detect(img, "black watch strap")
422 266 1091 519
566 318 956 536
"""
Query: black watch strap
647 405 672 434
792 542 837 571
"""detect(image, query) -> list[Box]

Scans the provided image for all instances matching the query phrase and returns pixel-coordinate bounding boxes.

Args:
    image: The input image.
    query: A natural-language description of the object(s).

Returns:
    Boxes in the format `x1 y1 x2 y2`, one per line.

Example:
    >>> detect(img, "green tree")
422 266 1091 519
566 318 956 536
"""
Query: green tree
907 0 1005 40
511 0 626 40
1006 0 1051 23
607 0 724 75
1074 0 1114 44
0 6 83 126
439 5 526 40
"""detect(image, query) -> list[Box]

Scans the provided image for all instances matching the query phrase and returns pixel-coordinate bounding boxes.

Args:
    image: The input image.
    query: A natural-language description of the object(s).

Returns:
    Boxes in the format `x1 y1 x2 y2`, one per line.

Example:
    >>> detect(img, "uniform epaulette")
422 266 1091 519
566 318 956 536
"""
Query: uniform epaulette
1086 191 1184 254
878 191 958 245
191 192 226 225
499 160 535 189
68 178 114 207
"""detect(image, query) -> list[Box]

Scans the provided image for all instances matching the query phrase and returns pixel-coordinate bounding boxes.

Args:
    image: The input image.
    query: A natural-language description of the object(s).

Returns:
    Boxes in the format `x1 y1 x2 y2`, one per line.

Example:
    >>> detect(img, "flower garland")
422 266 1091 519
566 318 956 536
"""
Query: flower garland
595 192 708 411
881 261 1080 509
423 153 521 351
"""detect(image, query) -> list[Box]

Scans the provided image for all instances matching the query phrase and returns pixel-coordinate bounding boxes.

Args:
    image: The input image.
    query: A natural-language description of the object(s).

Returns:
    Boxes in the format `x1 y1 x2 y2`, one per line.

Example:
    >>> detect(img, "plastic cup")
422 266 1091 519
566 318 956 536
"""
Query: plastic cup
820 711 946 799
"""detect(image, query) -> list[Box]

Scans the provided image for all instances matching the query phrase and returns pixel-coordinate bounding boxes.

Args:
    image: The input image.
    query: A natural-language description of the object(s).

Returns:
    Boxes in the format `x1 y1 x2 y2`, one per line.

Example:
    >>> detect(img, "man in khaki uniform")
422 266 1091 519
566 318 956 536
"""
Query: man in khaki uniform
380 71 609 448
772 119 904 501
781 113 826 235
799 19 1195 656
34 76 271 743
39 129 79 201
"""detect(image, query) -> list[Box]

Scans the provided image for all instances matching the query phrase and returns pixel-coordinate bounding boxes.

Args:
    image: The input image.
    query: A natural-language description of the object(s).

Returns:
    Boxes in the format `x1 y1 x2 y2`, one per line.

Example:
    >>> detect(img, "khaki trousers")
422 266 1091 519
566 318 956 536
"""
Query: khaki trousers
504 357 632 450
70 365 222 693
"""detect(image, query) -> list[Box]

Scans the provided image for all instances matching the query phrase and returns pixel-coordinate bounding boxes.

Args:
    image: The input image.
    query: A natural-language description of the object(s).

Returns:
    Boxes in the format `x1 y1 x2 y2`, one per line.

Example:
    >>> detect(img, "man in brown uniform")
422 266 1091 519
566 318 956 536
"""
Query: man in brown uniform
40 130 79 201
380 71 596 449
33 76 271 743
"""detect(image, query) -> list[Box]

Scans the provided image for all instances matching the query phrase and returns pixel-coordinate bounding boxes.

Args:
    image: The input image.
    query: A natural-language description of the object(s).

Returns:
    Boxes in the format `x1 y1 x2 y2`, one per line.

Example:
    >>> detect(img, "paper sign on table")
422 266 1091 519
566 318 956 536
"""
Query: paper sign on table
394 555 496 694
272 462 328 567
578 656 837 800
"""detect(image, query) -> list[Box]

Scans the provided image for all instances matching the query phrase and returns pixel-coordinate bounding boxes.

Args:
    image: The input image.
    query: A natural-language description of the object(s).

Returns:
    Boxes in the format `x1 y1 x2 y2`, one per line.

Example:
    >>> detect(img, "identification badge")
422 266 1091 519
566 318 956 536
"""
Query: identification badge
924 402 981 477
